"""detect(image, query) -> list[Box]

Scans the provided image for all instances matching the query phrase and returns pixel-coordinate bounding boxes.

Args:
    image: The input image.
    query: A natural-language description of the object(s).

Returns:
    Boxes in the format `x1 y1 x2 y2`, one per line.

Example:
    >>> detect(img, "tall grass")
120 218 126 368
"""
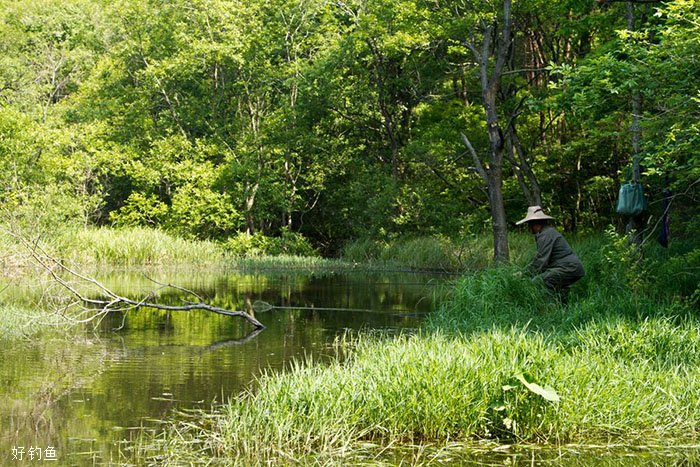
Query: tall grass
58 226 225 266
1 225 227 270
6 224 541 273
341 233 534 272
146 235 700 465
231 254 356 273
9 226 491 273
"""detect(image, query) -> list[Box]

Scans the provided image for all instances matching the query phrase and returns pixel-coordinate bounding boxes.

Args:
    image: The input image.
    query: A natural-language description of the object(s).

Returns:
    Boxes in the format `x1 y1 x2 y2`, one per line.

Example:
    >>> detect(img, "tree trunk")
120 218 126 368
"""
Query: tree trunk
467 0 513 262
626 1 646 242
284 150 296 230
244 181 259 235
483 87 510 262
487 154 510 261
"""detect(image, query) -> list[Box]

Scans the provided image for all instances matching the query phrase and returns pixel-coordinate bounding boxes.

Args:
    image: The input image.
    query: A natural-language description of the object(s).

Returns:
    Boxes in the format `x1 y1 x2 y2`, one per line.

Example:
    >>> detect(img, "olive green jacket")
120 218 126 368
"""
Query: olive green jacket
528 226 584 278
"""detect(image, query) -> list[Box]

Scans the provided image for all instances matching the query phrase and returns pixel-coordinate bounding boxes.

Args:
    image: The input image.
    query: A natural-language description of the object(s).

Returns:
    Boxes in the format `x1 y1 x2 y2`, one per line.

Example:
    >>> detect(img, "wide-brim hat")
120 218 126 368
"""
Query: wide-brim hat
515 206 554 225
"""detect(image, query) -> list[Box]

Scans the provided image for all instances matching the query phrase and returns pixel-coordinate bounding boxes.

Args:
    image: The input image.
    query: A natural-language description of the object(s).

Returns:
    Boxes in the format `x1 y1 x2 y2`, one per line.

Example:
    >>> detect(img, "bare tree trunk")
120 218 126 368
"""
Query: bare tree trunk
483 88 510 262
284 150 297 230
488 154 510 261
626 1 646 242
463 0 513 262
244 181 259 235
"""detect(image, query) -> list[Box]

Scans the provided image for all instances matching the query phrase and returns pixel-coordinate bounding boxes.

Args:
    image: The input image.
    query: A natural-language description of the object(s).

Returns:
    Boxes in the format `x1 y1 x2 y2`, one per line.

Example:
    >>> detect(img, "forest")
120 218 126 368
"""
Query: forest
2 1 699 464
1 0 697 256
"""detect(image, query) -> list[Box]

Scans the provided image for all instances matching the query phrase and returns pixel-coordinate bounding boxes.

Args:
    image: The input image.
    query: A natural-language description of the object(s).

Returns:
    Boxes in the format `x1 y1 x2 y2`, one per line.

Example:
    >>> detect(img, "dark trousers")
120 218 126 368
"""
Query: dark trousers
535 266 584 303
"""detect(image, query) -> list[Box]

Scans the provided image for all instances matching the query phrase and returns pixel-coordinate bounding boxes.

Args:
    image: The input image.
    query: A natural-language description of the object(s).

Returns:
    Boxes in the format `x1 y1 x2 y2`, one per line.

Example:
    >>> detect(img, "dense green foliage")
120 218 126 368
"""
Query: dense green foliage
3 3 698 460
1 0 697 254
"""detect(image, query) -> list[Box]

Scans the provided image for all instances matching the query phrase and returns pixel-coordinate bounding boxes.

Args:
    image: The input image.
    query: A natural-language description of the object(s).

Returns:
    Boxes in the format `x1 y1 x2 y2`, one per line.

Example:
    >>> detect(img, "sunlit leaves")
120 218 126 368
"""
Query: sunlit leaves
0 0 697 245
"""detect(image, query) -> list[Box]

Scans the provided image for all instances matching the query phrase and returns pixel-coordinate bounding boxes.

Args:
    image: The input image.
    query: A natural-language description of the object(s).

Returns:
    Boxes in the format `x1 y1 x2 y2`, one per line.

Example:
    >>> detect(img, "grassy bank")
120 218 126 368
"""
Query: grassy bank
341 234 534 272
4 226 485 273
154 324 697 464
145 235 699 465
57 226 226 267
0 226 226 272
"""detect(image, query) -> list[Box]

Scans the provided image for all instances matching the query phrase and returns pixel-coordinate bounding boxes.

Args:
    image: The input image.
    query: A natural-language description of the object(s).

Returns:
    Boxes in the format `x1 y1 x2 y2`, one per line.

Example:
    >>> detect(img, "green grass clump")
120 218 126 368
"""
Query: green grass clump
341 233 534 272
341 236 458 271
378 236 458 271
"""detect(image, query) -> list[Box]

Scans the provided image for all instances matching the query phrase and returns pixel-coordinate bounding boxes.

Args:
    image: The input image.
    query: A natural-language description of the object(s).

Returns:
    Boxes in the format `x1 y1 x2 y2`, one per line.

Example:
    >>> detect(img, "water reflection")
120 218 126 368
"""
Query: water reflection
1 269 442 465
376 442 700 466
5 269 693 465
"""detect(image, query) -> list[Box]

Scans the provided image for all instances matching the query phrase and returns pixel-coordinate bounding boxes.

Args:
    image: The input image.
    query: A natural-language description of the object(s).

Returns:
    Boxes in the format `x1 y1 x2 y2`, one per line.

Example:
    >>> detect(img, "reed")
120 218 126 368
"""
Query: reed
231 254 354 272
4 225 539 274
2 225 227 269
57 227 225 266
378 236 458 271
342 233 535 272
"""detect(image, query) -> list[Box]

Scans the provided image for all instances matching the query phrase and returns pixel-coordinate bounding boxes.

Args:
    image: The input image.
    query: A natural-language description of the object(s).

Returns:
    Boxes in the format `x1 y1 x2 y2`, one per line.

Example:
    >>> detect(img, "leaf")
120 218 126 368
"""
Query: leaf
488 401 507 412
515 373 560 402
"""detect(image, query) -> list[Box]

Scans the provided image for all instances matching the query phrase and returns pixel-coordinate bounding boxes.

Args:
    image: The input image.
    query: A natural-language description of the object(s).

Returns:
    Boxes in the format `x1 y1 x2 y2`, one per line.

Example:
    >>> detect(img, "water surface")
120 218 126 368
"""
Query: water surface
2 268 696 465
1 268 442 464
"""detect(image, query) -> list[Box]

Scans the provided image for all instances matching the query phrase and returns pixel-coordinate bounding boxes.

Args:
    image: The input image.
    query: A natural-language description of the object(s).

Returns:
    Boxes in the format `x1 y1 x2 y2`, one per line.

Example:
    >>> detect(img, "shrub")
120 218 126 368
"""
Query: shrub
223 229 318 257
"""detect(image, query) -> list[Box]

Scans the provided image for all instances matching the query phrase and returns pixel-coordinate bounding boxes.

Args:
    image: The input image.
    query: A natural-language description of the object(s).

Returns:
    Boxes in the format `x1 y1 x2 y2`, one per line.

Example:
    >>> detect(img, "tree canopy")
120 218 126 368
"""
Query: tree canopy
1 0 697 255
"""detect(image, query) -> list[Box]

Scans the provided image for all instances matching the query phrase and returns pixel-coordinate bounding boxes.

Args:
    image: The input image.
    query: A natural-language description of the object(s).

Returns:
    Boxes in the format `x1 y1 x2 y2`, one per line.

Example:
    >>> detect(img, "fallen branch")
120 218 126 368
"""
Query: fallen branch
7 229 265 330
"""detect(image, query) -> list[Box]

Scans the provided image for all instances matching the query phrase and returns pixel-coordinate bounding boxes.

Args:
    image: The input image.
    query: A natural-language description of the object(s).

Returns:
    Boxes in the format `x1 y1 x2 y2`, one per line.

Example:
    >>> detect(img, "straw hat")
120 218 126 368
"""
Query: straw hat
515 206 554 225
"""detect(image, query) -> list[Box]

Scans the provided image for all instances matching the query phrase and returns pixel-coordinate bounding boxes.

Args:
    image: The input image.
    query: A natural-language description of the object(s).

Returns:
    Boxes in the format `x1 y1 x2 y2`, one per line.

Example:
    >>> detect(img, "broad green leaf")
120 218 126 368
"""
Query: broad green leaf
515 373 561 402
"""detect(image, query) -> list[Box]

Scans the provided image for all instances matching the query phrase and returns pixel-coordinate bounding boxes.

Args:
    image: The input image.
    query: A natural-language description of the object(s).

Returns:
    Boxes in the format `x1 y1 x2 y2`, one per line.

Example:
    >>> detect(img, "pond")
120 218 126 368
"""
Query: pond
1 268 446 465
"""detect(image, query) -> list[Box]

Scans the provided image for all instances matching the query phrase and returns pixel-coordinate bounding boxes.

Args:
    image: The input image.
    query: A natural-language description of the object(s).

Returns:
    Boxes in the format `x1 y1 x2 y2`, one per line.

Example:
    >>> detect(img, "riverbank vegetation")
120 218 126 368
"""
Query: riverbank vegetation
342 234 535 272
138 234 698 465
2 224 484 273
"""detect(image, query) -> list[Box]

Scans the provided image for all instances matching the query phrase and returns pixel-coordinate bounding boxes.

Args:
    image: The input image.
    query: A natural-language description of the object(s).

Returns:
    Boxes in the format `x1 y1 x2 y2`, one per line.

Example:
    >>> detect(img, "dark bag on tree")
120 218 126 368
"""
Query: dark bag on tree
616 182 648 216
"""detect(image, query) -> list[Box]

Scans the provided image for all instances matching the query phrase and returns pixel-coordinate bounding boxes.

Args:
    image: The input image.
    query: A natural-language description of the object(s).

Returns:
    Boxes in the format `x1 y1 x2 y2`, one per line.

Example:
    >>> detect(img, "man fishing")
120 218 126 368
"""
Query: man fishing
516 206 585 301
